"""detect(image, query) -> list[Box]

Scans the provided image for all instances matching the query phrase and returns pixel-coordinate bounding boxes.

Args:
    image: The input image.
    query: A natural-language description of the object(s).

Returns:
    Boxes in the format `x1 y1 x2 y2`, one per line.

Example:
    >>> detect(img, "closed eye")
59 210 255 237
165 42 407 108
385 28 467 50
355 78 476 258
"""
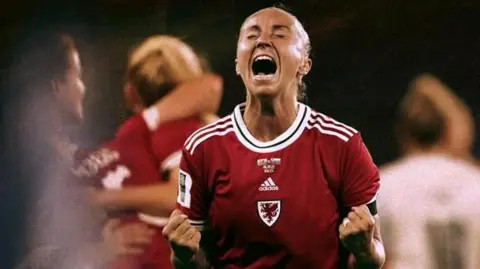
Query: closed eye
247 35 258 40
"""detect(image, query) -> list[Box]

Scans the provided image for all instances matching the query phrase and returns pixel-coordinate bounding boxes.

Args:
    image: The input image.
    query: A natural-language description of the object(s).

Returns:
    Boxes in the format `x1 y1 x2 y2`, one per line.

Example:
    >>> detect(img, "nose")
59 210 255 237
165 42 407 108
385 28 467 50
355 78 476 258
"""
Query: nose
256 33 273 49
255 40 273 50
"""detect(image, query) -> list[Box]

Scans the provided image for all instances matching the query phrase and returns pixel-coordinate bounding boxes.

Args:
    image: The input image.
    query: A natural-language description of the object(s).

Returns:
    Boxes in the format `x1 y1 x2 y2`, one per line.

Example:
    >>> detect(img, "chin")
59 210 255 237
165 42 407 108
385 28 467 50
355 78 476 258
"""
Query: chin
248 84 279 98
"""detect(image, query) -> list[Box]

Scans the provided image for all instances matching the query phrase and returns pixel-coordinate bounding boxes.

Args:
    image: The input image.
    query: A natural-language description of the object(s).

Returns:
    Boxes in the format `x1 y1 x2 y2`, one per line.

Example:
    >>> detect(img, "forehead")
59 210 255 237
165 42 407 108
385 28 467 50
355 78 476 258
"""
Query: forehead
241 8 297 31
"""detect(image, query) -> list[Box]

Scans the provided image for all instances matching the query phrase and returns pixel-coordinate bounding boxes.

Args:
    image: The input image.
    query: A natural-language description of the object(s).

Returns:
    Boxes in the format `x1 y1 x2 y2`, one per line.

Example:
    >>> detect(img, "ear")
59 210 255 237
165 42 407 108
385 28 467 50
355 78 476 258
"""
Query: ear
235 59 240 75
124 83 144 113
298 57 312 76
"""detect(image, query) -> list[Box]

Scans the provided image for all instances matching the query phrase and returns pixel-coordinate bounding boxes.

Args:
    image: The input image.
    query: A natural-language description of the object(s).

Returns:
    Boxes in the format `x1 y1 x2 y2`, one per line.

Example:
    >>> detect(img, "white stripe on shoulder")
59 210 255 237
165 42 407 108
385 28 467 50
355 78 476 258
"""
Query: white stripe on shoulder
306 122 350 142
311 111 358 134
188 128 234 155
184 115 231 148
311 112 355 137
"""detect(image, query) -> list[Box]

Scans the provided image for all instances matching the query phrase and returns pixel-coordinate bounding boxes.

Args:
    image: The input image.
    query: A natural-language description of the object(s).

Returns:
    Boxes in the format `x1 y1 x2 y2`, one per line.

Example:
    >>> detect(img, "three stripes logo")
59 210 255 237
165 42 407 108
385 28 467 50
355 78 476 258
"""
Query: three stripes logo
259 177 279 191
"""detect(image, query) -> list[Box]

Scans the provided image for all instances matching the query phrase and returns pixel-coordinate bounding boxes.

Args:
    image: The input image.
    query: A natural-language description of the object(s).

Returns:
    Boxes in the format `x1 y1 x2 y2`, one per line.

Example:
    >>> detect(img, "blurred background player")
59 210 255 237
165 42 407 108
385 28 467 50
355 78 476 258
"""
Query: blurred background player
74 35 221 269
164 6 385 269
379 74 480 269
14 32 98 269
14 31 221 268
414 75 476 163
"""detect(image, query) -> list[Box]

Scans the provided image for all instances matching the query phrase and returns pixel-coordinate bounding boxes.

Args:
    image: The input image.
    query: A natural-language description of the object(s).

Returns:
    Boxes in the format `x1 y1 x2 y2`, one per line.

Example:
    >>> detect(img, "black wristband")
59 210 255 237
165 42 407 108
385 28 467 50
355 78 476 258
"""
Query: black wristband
367 200 377 216
173 255 197 269
171 243 196 264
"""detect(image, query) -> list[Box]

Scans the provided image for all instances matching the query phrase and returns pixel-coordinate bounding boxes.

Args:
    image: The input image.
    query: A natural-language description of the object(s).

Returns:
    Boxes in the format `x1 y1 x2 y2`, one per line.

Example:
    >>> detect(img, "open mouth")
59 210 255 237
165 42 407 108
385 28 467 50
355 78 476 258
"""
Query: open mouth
251 55 277 80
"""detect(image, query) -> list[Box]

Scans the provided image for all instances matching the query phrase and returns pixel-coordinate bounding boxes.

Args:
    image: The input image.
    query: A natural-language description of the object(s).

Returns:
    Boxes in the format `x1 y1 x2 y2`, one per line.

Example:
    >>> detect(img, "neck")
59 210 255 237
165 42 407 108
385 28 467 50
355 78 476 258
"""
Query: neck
43 95 79 149
402 141 455 159
403 147 442 157
51 113 79 158
243 93 298 142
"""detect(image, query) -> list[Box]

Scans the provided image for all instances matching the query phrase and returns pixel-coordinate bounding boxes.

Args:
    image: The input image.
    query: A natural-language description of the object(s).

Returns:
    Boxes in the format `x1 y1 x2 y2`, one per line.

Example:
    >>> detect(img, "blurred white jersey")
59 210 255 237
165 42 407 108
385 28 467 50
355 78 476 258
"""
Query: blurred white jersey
379 154 480 269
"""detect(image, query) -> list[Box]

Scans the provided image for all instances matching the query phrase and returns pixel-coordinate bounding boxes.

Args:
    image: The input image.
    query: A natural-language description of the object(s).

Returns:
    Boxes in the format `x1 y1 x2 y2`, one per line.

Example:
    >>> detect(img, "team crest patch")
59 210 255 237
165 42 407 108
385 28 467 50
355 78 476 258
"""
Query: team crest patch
177 170 192 208
179 172 186 203
257 200 281 227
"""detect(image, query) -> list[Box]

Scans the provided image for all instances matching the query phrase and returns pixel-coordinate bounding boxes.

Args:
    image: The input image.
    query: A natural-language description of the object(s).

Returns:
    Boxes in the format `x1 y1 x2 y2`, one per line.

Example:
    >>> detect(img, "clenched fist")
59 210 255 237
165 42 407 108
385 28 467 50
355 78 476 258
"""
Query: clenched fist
162 210 201 262
339 205 375 256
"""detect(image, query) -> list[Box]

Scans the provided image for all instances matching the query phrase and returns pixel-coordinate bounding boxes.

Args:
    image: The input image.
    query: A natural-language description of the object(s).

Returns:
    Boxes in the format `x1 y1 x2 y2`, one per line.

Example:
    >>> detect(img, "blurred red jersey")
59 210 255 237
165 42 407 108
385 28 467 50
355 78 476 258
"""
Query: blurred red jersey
73 114 203 269
176 103 380 269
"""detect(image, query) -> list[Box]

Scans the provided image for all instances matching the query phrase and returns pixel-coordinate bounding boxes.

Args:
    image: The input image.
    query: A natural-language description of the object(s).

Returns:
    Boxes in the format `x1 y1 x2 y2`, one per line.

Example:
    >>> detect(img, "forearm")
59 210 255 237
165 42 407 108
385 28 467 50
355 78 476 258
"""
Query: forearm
352 238 385 269
152 73 222 127
91 184 176 216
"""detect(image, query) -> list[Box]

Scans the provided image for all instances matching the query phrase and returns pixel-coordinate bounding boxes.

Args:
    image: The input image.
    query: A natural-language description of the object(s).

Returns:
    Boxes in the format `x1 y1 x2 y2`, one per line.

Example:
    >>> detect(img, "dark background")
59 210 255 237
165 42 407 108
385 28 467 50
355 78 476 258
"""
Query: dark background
1 0 479 267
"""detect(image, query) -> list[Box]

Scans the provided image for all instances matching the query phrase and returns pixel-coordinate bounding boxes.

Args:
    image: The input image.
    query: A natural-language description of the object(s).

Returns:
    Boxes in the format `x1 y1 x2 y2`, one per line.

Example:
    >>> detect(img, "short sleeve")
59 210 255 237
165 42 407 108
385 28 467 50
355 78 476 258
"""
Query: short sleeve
340 133 380 208
176 147 208 230
71 145 127 190
152 130 183 176
150 119 202 175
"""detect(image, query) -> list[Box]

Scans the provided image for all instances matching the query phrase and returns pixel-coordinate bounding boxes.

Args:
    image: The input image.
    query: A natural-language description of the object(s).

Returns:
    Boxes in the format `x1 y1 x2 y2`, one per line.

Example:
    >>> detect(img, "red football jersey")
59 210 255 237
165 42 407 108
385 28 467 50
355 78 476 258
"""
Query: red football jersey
176 103 380 269
73 115 159 190
73 114 203 269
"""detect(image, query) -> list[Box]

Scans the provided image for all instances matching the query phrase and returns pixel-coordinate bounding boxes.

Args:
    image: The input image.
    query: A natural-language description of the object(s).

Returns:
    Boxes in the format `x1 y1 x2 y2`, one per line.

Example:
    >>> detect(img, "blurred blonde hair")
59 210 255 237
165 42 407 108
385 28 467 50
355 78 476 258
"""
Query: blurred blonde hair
126 35 204 106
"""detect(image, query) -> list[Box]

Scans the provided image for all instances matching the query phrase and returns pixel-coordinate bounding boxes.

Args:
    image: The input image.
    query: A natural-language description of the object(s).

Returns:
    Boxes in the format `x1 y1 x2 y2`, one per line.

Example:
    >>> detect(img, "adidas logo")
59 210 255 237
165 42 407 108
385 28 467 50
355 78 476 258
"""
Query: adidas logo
259 177 279 191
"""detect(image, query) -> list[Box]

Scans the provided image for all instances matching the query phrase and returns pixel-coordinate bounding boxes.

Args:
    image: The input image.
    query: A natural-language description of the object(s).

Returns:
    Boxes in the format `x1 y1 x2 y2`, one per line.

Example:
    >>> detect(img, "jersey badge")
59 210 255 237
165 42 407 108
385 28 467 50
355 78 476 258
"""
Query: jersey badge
257 158 281 173
257 200 282 227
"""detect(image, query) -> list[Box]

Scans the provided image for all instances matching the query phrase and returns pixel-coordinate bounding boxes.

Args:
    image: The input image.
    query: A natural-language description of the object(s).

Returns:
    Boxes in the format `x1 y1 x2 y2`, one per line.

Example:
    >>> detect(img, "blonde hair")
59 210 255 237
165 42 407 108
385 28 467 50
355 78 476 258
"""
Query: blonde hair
126 35 204 106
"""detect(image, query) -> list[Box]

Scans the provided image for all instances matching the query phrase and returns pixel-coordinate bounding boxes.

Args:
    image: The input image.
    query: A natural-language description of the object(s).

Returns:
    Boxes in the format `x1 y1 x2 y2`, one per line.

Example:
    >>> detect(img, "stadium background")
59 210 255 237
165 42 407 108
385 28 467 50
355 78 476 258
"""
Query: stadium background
0 0 479 268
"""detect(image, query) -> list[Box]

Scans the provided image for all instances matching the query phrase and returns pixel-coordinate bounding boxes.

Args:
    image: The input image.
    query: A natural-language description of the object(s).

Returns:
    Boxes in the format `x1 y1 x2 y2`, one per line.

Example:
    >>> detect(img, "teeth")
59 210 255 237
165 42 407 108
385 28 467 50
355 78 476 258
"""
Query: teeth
253 73 274 80
254 55 274 62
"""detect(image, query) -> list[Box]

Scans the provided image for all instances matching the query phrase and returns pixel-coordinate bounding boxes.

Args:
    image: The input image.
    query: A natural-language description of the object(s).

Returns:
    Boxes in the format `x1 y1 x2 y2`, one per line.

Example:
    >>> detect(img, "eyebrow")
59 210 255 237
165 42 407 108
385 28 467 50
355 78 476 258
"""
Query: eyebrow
272 25 290 31
245 24 291 32
246 25 261 32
